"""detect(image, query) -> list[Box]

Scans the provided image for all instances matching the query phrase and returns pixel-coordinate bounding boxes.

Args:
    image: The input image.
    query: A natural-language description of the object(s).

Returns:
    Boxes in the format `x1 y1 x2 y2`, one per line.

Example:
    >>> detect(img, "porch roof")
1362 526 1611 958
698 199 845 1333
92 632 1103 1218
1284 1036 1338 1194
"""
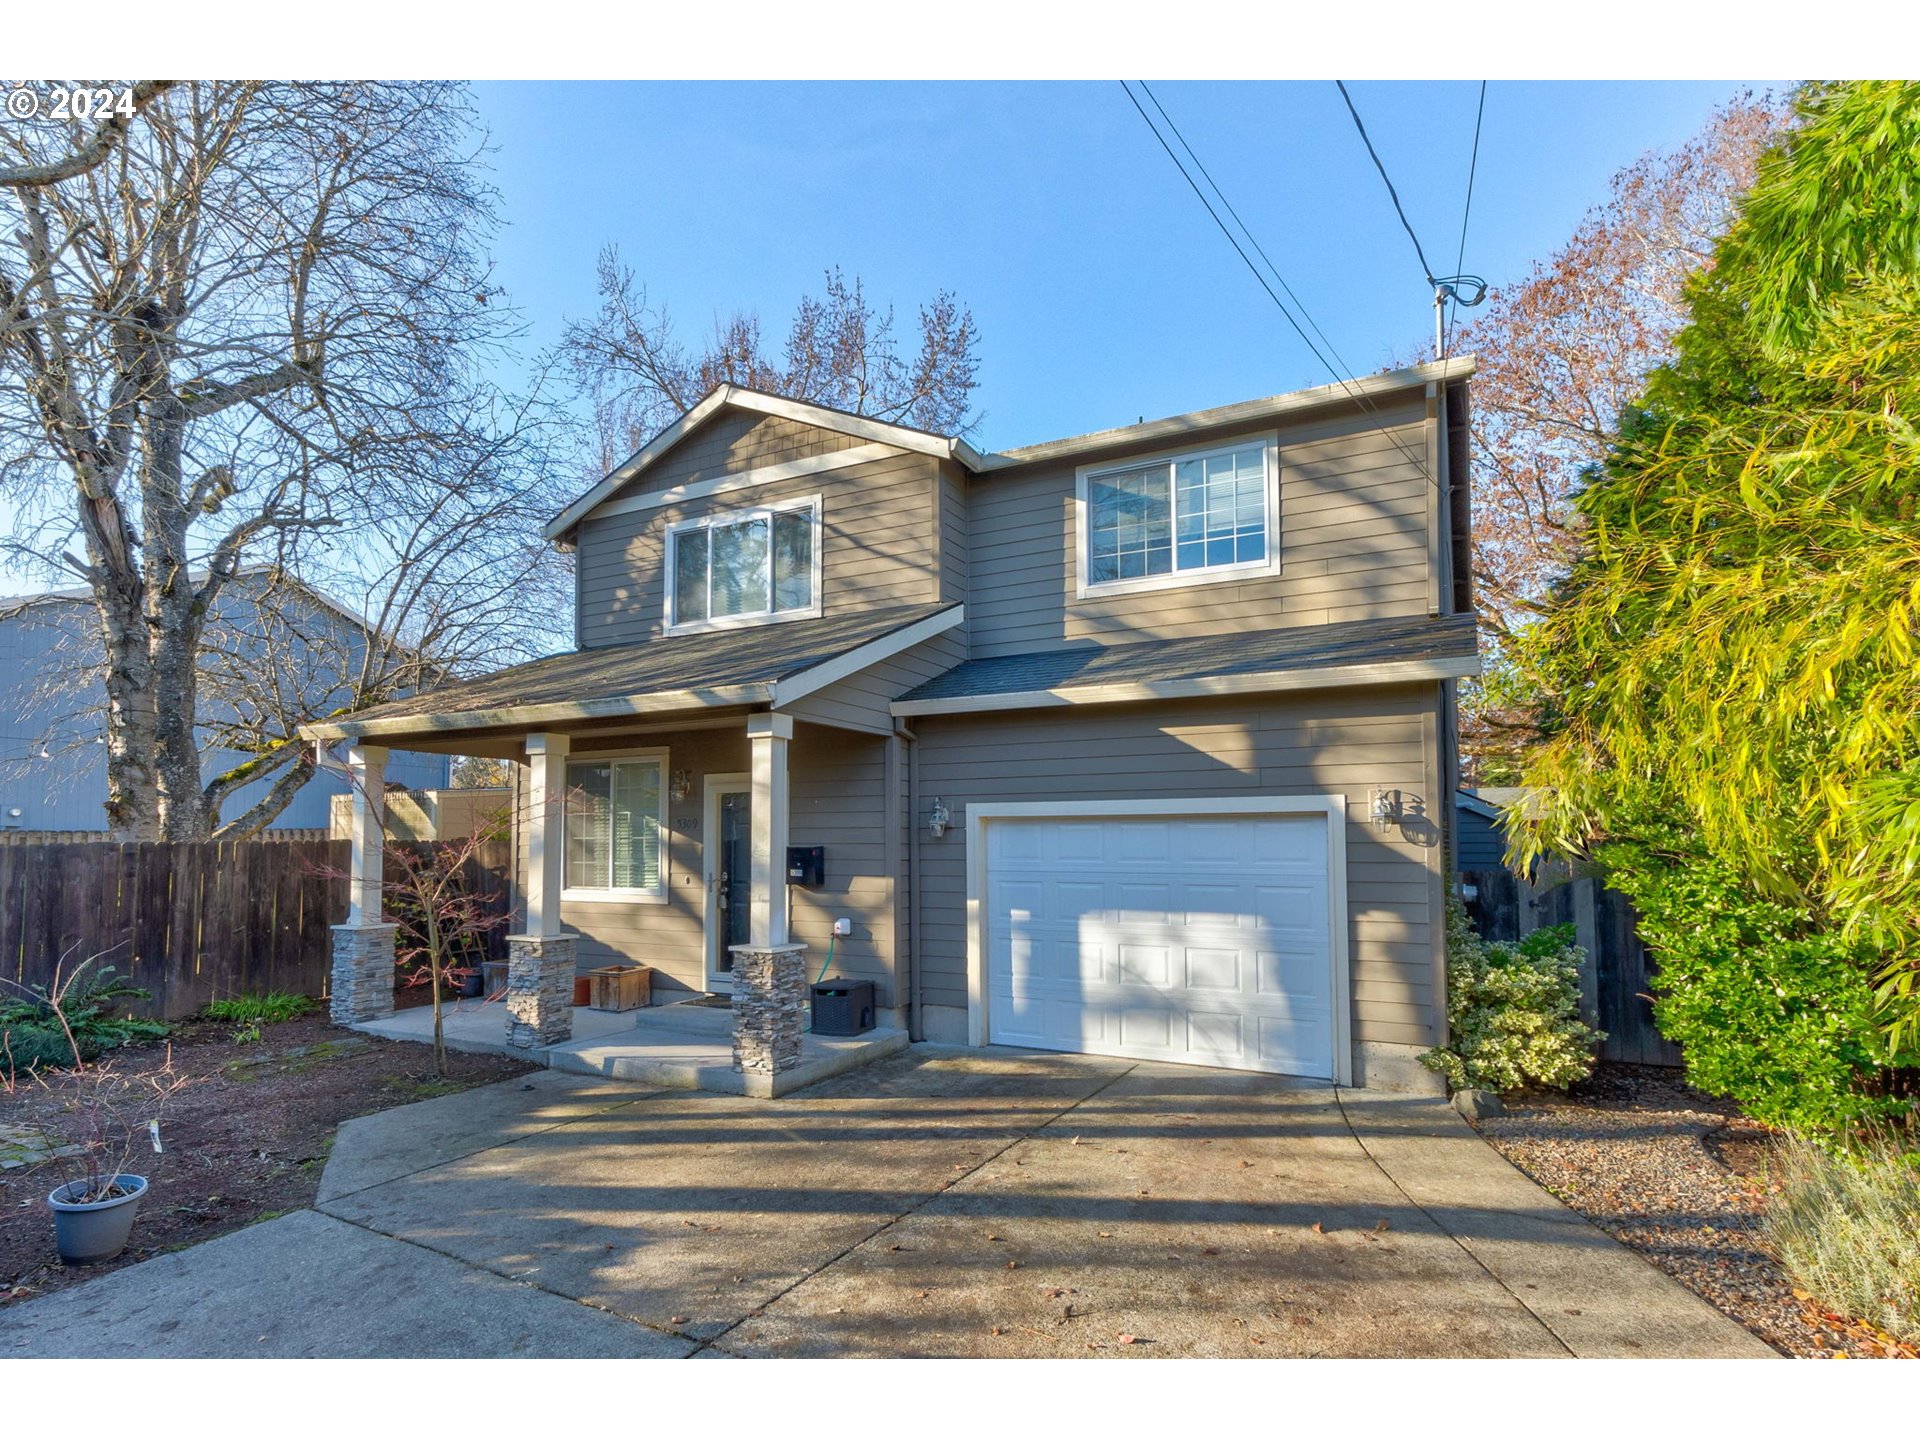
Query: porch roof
890 612 1480 716
303 602 962 744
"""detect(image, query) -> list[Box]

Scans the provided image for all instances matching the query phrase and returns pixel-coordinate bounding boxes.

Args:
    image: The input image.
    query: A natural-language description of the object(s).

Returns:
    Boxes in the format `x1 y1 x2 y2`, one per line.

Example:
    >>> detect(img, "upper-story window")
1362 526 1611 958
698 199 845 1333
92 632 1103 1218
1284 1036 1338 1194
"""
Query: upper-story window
665 496 822 632
1076 437 1280 598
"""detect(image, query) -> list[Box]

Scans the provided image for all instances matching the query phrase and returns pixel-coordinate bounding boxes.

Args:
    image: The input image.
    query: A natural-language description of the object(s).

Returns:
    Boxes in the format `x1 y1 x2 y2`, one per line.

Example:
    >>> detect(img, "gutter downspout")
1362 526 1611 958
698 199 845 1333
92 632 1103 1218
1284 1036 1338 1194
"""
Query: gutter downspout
900 719 923 1042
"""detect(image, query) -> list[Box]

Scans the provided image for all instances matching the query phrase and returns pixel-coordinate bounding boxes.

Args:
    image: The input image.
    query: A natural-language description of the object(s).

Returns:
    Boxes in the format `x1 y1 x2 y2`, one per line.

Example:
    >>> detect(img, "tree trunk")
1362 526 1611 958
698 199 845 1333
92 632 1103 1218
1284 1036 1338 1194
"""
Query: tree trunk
96 582 162 841
141 397 217 842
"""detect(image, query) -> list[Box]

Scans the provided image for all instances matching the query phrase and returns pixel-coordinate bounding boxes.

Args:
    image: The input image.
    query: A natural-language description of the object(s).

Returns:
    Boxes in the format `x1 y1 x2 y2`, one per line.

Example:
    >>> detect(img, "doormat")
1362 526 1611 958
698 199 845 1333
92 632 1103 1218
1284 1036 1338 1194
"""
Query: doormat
679 993 733 1009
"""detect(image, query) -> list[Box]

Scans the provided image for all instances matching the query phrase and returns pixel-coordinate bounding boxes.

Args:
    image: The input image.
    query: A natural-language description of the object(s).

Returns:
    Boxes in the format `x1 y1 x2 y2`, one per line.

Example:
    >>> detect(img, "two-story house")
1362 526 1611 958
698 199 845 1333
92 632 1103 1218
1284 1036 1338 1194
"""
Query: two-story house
306 356 1478 1091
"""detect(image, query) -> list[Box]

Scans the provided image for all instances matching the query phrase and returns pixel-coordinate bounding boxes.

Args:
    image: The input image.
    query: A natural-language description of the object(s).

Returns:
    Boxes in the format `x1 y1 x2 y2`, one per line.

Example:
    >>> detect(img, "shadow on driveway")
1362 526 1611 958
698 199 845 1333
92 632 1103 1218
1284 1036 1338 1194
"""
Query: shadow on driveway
3 1046 1774 1359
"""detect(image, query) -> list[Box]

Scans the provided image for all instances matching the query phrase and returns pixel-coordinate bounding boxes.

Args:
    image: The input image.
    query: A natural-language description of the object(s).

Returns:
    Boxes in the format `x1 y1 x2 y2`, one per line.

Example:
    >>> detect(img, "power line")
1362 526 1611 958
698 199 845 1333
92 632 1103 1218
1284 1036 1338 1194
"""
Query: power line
1118 81 1441 491
1136 82 1355 387
1444 81 1488 359
1335 80 1438 286
1116 82 1334 377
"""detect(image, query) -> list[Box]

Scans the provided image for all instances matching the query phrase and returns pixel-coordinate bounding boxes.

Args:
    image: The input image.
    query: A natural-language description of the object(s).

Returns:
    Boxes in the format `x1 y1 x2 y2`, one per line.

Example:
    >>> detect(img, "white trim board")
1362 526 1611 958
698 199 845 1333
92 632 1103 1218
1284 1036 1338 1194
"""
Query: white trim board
890 653 1481 719
963 795 1353 1087
546 388 733 540
582 443 898 527
544 384 985 541
302 606 967 744
304 685 774 741
771 605 965 709
982 356 1477 471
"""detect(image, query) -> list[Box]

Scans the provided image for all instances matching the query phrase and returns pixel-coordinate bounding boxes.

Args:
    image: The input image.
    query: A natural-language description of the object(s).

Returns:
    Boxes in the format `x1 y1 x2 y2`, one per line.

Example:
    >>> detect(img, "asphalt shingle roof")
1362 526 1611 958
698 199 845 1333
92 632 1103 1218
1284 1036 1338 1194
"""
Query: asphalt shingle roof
339 602 958 728
898 612 1478 704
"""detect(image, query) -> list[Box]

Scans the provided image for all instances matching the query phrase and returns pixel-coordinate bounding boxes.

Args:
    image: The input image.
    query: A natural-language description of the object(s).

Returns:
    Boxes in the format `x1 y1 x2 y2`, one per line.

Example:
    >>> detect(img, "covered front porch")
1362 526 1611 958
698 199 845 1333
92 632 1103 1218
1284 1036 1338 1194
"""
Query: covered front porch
300 603 960 1096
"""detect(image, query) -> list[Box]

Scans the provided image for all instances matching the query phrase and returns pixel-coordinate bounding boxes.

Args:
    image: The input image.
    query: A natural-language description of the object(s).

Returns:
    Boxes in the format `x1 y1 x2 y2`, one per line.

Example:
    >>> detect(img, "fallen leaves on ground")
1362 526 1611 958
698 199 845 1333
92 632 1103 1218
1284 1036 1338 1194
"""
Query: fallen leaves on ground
1475 1063 1917 1360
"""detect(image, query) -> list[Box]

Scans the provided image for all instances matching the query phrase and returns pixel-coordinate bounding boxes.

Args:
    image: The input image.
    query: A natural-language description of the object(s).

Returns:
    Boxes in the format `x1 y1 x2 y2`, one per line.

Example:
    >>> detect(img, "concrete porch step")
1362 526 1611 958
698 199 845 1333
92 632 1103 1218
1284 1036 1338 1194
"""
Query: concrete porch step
348 998 907 1099
547 1025 909 1098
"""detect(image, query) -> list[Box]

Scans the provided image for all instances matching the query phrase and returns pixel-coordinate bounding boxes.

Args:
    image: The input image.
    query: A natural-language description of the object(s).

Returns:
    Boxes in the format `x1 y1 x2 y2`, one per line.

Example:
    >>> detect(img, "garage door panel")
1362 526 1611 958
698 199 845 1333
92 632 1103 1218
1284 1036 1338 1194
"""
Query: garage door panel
1052 821 1105 862
1116 942 1172 987
1116 1006 1174 1052
1254 946 1330 1000
1250 819 1325 866
1182 946 1242 991
1112 824 1172 864
985 813 1338 1080
1186 1009 1247 1059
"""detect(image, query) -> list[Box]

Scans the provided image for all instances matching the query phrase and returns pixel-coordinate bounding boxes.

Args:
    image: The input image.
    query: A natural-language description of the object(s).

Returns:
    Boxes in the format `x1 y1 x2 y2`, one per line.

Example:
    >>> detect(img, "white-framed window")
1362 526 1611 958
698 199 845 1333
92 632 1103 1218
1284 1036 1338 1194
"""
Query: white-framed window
1075 436 1280 598
561 749 668 904
664 495 822 633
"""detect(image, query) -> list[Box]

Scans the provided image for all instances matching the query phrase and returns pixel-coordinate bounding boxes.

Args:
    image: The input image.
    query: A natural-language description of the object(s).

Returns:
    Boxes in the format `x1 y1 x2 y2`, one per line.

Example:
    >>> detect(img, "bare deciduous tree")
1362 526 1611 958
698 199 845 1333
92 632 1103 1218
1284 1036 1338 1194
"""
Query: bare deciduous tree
0 81 572 841
562 251 981 474
1445 91 1791 781
1457 92 1790 634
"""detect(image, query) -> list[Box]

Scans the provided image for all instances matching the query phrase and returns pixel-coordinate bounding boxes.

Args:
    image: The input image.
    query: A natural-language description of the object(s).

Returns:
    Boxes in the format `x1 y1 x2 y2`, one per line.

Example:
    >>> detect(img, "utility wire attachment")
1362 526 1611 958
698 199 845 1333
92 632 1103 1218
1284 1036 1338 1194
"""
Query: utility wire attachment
1335 79 1438 286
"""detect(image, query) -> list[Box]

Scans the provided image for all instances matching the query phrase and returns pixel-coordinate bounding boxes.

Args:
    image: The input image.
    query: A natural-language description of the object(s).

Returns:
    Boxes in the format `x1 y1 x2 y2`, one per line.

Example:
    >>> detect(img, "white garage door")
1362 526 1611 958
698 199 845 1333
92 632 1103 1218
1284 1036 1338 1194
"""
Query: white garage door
985 812 1337 1079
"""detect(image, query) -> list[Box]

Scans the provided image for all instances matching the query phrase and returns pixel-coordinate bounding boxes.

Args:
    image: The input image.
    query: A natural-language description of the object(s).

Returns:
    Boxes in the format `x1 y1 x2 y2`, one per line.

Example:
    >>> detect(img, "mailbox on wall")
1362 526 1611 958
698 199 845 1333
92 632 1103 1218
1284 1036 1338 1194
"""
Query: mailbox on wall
786 845 825 887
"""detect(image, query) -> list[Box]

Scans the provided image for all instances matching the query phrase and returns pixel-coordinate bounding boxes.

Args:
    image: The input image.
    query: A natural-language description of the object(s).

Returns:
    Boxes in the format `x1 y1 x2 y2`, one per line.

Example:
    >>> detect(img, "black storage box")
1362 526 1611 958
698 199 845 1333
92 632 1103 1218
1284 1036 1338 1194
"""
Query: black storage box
811 979 875 1036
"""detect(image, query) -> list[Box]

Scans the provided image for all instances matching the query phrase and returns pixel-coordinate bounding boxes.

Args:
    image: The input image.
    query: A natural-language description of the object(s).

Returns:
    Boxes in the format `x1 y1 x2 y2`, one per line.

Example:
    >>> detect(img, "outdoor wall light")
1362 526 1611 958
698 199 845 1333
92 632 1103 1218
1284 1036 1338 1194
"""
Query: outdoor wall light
670 768 692 803
927 797 950 839
1371 786 1402 833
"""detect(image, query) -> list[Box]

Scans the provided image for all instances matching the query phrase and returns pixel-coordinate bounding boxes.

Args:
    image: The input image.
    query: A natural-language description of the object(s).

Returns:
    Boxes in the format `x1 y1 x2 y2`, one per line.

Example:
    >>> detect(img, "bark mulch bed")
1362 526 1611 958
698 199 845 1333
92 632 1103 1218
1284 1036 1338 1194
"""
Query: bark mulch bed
1473 1064 1917 1360
1 1013 534 1309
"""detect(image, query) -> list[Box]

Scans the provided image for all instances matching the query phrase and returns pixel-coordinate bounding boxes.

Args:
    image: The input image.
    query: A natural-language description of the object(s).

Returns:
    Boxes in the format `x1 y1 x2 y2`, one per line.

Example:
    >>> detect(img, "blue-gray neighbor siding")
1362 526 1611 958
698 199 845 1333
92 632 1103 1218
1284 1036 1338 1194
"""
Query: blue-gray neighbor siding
0 588 446 832
1455 799 1510 871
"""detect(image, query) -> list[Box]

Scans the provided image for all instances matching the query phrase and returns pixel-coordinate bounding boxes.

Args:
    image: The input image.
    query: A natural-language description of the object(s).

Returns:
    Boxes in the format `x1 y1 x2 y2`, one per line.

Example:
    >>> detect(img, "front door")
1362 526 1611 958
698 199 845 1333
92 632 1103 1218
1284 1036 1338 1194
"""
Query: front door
704 775 752 990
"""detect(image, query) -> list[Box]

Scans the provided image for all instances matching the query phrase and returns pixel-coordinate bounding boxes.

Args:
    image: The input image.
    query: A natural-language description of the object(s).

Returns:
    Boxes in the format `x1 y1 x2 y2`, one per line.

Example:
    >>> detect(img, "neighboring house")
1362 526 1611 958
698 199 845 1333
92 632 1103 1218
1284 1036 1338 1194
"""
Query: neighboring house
1455 789 1511 872
1455 786 1545 873
0 570 447 833
309 357 1478 1090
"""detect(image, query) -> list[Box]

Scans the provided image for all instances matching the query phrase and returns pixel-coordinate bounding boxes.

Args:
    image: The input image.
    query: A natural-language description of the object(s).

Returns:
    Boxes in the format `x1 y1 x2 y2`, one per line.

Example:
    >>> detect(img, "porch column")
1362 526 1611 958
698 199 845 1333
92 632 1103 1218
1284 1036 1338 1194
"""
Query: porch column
731 713 807 1096
330 743 397 1025
347 744 387 925
746 713 791 946
506 732 576 1050
523 732 569 939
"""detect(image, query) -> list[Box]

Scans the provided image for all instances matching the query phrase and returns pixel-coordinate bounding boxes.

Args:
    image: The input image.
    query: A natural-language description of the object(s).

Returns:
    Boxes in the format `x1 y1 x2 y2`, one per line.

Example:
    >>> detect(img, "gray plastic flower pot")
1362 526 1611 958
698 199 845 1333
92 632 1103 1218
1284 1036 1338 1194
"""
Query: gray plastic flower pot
48 1173 148 1265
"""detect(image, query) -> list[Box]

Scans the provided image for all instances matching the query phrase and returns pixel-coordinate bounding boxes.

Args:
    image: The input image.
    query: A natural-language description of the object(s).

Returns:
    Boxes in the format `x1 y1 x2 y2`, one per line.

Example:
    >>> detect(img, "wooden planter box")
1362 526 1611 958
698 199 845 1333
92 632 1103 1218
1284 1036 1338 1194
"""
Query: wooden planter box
589 965 651 1012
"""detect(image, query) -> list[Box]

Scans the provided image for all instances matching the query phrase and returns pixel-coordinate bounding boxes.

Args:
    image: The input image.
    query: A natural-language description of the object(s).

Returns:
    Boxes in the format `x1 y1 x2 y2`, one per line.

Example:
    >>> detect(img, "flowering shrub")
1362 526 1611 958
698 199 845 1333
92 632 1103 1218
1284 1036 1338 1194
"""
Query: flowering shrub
1422 900 1603 1092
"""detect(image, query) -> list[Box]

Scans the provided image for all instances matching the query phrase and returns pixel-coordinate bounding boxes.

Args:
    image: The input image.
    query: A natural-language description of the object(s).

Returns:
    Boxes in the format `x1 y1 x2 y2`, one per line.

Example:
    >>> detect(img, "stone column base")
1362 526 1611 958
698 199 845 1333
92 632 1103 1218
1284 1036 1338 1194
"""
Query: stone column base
506 934 577 1049
729 942 809 1077
330 924 398 1025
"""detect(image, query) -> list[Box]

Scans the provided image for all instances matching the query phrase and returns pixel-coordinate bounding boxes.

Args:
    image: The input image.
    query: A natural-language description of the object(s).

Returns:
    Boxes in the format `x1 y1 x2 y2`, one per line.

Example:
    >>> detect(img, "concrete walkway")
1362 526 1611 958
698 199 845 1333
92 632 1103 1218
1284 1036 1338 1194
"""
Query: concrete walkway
3 1049 1774 1358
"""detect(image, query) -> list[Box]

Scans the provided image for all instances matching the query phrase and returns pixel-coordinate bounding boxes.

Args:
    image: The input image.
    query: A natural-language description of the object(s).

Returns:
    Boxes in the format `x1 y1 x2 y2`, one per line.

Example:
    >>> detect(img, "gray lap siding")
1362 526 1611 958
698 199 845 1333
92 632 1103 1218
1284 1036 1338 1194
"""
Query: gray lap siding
906 684 1448 1050
519 722 901 1006
966 399 1434 658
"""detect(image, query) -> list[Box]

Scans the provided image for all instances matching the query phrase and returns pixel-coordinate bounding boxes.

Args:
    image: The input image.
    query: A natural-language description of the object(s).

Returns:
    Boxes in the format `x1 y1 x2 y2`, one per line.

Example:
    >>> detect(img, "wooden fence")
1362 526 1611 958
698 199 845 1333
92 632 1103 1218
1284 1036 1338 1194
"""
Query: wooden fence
1461 867 1682 1068
0 837 514 1020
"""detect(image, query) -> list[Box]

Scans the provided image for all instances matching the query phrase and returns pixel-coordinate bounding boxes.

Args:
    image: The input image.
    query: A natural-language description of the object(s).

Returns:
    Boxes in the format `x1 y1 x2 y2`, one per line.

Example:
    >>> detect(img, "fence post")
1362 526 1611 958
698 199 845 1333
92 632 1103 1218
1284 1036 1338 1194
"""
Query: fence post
1571 876 1601 1027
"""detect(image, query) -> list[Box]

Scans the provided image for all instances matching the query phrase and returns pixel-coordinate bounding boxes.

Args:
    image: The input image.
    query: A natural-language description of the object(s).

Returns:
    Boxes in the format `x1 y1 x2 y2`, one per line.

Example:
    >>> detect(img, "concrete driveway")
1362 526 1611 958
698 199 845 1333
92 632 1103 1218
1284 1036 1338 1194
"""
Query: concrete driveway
4 1047 1772 1358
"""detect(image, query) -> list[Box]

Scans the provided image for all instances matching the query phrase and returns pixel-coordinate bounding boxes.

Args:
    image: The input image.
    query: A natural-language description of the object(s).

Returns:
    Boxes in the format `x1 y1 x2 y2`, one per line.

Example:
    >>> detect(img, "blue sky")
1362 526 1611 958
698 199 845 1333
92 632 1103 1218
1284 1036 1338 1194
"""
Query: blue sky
473 79 1773 448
